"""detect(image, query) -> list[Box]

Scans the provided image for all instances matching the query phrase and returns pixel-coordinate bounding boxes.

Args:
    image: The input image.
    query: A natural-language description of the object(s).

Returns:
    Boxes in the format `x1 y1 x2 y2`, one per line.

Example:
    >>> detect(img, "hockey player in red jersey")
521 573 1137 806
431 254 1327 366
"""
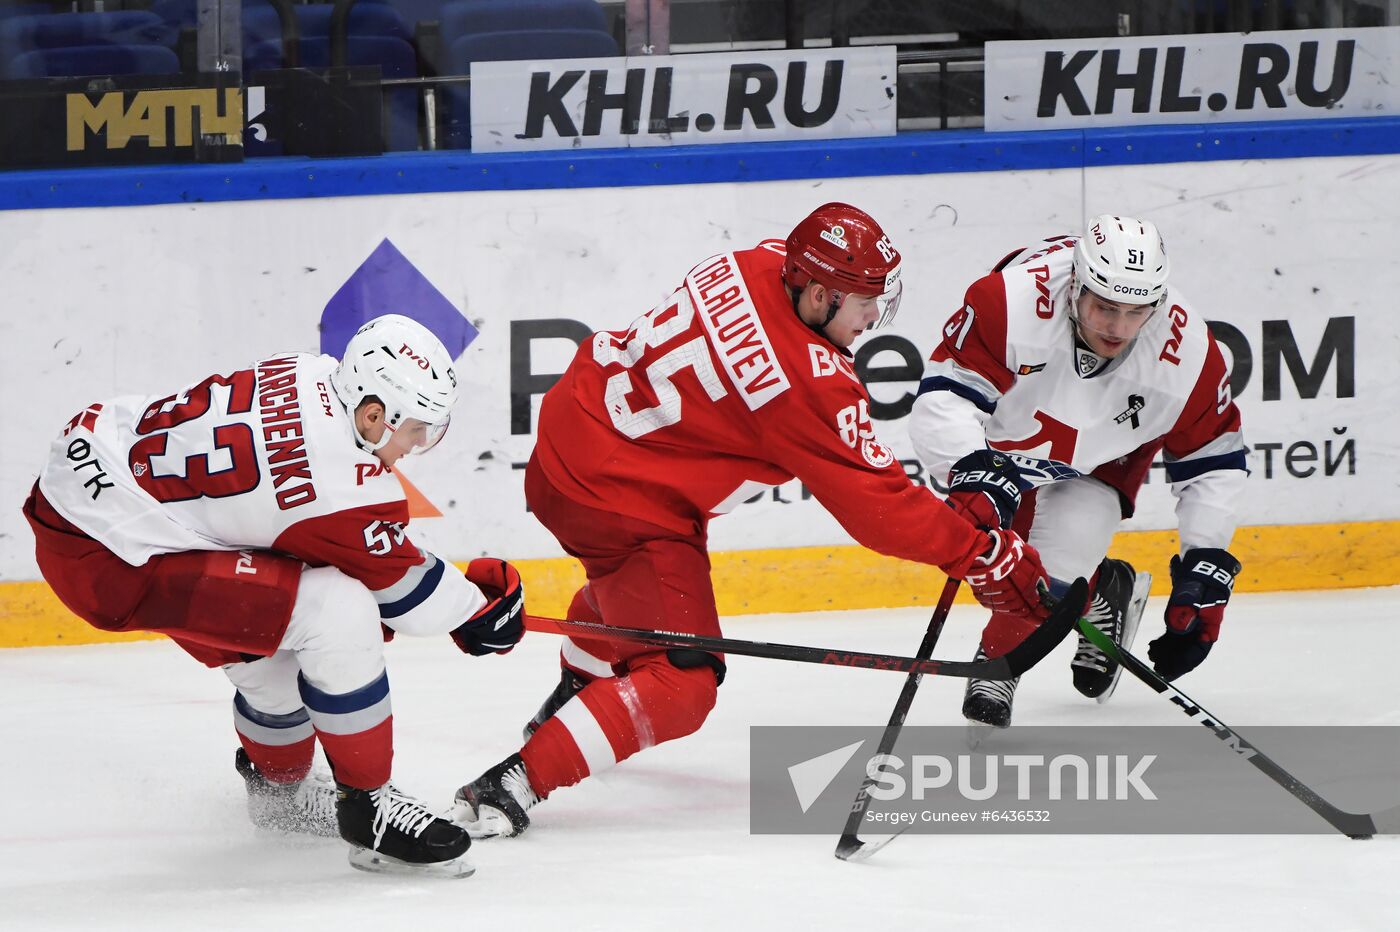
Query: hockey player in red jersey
451 203 1055 837
23 314 525 877
909 215 1247 730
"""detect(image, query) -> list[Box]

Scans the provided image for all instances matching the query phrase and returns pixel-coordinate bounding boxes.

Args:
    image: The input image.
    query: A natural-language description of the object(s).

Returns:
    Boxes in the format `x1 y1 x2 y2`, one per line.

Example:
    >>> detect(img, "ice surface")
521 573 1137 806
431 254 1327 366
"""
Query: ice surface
3 588 1398 932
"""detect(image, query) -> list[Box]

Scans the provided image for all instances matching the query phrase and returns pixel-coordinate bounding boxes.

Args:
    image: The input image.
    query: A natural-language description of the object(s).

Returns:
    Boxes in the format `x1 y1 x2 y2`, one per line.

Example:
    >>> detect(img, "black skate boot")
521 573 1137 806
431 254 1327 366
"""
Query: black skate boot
451 753 541 839
1072 558 1151 701
235 748 338 837
962 647 1020 731
336 781 474 878
522 669 591 741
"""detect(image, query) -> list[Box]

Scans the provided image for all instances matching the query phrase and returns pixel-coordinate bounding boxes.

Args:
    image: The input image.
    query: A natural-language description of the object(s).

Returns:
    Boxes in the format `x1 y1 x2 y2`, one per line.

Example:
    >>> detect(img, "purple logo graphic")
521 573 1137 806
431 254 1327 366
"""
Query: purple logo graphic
321 239 478 359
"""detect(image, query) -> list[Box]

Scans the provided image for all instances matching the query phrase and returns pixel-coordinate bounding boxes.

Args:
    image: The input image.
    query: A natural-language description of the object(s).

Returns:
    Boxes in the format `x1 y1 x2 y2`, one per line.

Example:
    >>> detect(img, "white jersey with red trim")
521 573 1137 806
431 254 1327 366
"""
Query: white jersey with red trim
37 352 484 635
909 237 1247 551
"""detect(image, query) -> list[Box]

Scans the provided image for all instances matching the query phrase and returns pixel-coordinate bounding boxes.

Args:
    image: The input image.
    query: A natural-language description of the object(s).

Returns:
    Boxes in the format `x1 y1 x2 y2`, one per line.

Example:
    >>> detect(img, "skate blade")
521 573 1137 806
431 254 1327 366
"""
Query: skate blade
965 720 998 751
1096 571 1152 705
347 847 475 879
447 800 519 839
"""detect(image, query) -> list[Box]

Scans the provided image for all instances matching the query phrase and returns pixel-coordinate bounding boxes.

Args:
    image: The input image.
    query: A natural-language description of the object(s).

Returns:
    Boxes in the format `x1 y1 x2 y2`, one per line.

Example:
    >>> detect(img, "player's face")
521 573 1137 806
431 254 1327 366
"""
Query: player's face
374 417 449 466
1074 290 1155 357
824 292 882 348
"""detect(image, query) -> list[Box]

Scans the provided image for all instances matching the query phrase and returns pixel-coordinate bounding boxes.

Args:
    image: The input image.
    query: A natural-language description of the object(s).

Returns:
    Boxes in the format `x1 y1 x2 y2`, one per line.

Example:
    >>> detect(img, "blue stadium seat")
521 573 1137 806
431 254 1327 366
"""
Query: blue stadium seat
0 4 53 23
244 35 420 151
0 12 175 67
149 0 199 27
439 0 607 46
439 27 618 148
241 3 412 48
358 0 448 32
6 43 180 79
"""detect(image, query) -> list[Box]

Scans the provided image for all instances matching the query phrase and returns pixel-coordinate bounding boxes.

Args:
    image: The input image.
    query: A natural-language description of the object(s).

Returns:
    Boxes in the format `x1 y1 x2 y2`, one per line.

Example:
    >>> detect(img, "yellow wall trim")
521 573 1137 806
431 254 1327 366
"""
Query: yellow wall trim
3 521 1396 649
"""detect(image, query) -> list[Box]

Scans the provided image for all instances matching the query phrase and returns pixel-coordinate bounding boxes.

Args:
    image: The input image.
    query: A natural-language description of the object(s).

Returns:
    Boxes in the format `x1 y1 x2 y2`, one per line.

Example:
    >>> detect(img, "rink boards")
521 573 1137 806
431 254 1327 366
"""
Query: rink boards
3 117 1397 647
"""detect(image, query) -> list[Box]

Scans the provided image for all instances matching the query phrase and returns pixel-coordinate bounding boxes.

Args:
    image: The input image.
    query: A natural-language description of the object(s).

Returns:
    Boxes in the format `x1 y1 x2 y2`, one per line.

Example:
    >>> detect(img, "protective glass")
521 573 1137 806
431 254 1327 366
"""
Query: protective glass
386 414 451 454
873 275 904 329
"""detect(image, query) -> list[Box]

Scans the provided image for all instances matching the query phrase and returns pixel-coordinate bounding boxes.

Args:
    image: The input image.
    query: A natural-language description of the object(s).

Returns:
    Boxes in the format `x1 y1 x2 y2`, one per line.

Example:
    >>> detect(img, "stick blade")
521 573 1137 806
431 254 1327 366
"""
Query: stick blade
1362 803 1400 836
1003 576 1089 678
834 825 911 862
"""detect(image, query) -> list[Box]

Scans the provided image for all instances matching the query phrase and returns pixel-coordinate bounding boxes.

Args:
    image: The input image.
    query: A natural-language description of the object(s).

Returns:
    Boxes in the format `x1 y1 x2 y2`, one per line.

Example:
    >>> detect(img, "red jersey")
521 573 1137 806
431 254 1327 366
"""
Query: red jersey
532 241 986 574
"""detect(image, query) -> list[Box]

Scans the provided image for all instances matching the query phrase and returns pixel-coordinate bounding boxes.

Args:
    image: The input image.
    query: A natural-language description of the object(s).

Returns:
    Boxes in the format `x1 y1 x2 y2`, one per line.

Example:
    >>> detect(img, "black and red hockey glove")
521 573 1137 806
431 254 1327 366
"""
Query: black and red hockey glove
1147 547 1241 681
945 449 1025 531
450 558 525 656
963 528 1051 622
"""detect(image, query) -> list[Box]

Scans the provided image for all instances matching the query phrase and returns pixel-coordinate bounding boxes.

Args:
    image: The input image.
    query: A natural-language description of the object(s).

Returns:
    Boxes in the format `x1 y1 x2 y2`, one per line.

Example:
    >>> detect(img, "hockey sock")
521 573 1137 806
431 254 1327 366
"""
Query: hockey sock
521 654 717 797
558 586 616 680
298 670 393 790
232 693 315 784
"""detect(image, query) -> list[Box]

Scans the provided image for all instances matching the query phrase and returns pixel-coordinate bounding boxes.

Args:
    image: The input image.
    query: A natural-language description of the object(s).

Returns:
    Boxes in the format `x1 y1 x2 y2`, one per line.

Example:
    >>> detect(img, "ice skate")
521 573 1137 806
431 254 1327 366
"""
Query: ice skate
963 647 1019 747
336 782 474 878
1072 559 1150 701
451 753 540 839
235 747 338 837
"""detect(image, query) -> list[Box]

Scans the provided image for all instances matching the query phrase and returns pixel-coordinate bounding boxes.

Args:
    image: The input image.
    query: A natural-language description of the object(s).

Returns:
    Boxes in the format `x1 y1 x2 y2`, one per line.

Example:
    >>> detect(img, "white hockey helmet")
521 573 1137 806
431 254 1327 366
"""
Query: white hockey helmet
331 314 458 454
1072 215 1170 308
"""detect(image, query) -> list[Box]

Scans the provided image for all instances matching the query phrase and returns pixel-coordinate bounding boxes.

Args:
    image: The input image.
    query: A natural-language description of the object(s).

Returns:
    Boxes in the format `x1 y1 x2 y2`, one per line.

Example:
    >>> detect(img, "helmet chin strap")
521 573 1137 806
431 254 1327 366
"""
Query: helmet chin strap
345 401 394 454
804 290 844 341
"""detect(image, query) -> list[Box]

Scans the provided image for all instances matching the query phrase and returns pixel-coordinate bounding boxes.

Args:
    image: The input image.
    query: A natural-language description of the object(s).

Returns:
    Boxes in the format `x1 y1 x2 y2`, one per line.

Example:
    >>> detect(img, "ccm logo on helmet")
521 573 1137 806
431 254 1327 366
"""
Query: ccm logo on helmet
1113 284 1151 296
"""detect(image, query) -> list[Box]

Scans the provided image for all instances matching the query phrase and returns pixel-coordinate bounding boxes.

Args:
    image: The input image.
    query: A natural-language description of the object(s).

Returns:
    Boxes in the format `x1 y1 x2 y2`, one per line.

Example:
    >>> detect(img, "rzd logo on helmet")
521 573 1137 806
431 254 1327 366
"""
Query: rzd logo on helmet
861 438 894 468
398 343 431 370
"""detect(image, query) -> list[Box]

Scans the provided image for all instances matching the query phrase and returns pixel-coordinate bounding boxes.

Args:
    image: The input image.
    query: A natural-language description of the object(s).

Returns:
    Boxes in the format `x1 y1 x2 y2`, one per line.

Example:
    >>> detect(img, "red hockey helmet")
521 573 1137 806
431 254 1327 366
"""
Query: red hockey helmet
783 202 904 327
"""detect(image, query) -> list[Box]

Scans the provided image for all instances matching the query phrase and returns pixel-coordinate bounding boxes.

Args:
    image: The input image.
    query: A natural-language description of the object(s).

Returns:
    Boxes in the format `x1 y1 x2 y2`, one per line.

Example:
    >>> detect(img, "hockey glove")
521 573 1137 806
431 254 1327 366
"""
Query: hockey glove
450 558 526 656
946 449 1025 530
1147 547 1241 681
963 529 1051 622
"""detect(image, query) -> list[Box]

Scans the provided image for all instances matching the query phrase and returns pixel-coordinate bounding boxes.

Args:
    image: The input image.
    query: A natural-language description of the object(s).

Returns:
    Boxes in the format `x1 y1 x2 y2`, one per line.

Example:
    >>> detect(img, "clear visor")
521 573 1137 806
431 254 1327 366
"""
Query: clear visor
872 276 904 329
385 414 451 454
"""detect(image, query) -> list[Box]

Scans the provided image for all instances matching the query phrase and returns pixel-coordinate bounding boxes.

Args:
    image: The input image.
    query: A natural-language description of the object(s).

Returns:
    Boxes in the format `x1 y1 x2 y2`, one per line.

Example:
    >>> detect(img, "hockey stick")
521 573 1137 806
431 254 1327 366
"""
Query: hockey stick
524 581 1085 682
834 576 959 862
1077 618 1400 839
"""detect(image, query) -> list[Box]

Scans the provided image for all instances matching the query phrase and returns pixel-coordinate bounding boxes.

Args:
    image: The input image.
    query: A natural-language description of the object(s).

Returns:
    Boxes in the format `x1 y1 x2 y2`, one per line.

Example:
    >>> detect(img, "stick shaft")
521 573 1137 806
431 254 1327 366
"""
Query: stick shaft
835 577 960 860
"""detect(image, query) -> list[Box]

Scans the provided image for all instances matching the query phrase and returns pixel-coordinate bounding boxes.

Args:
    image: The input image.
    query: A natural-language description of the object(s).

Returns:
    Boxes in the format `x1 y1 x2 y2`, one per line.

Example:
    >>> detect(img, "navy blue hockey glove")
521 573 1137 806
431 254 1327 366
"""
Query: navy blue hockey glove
1147 547 1241 681
946 449 1026 530
451 558 525 656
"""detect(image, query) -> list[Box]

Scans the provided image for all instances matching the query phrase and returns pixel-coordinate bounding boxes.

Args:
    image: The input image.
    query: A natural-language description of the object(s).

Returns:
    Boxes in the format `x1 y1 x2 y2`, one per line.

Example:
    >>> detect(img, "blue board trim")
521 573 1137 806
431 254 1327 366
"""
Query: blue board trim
4 116 1398 211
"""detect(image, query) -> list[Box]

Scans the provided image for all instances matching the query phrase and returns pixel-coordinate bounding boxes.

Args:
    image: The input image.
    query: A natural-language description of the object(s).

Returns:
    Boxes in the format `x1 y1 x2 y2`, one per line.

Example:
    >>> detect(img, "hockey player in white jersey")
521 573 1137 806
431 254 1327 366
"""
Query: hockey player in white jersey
910 215 1246 728
22 314 525 877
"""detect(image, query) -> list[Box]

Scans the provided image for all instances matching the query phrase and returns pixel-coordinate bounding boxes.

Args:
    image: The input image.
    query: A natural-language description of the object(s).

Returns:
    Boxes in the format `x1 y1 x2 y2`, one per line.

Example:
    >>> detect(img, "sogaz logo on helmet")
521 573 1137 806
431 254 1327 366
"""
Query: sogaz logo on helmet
1113 284 1151 296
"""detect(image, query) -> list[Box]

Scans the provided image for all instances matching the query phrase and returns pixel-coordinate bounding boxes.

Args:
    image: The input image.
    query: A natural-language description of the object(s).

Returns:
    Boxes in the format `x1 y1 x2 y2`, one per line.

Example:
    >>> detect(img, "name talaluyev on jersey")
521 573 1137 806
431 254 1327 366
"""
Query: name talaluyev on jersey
256 356 317 511
688 253 790 408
